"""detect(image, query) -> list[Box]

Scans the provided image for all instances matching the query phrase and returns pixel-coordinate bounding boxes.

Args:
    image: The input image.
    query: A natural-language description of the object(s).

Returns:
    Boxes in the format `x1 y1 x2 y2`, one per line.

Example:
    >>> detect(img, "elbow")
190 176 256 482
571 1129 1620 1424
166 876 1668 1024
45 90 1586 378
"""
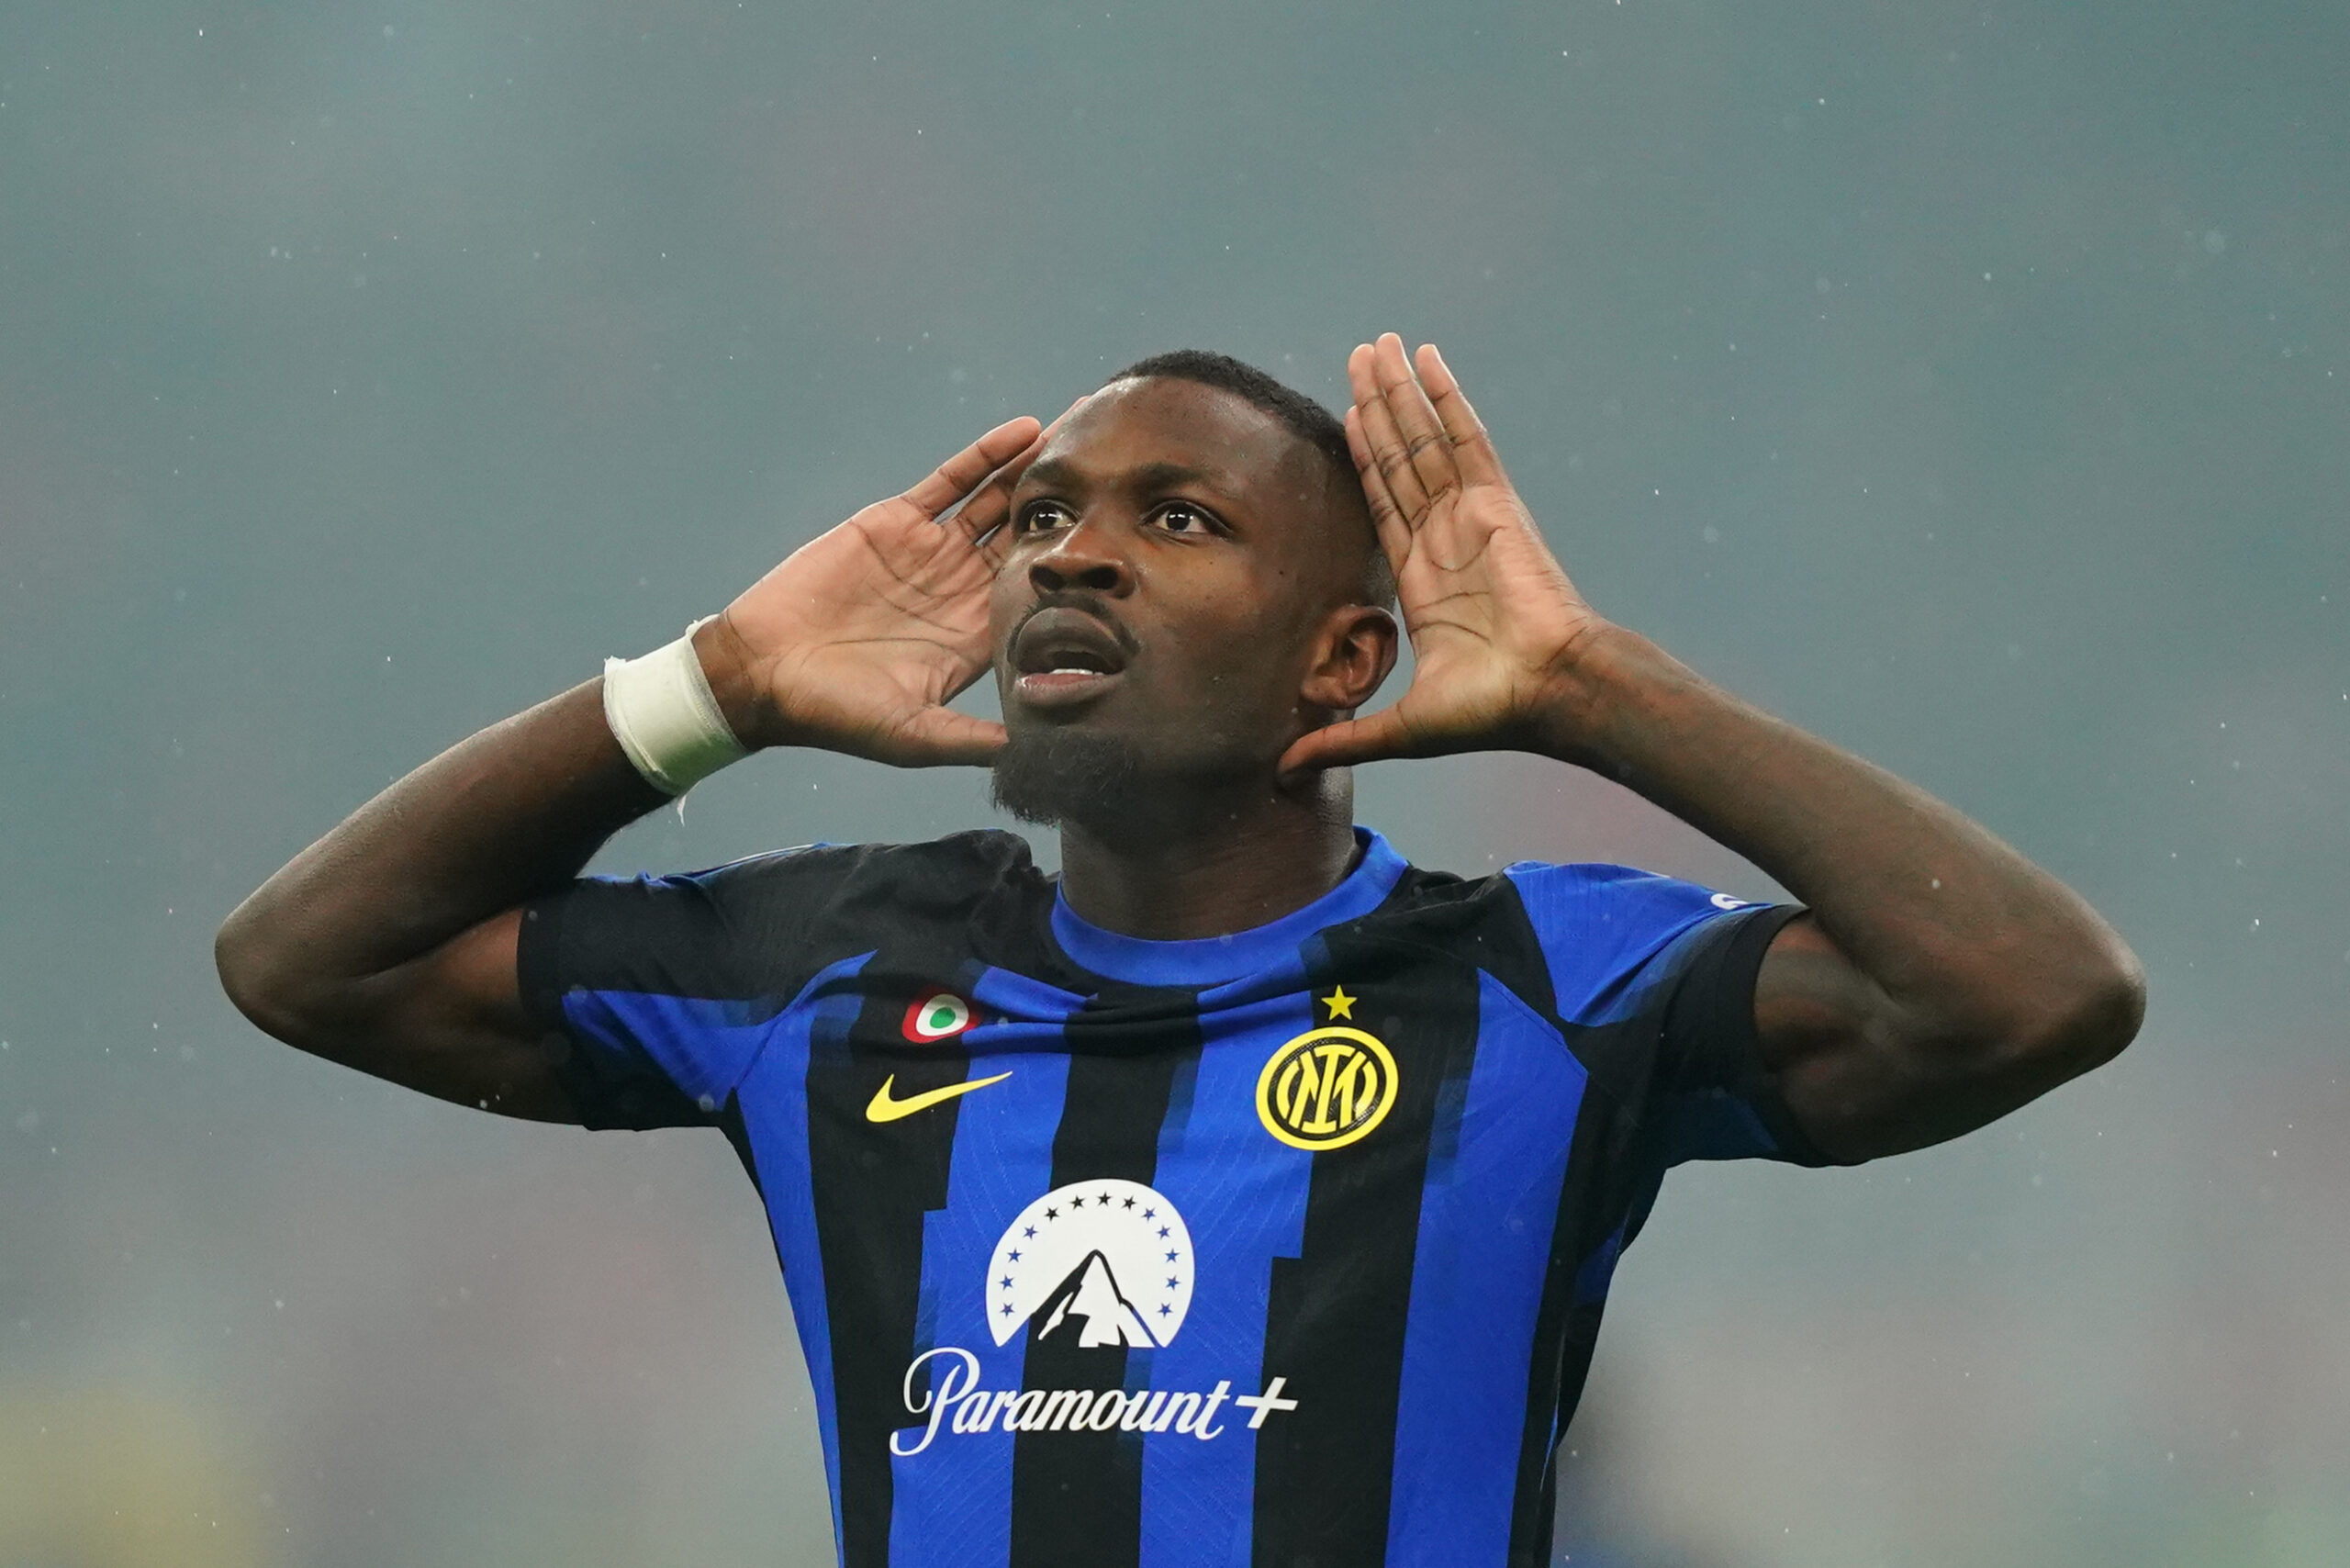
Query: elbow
215 900 317 1046
1826 940 2146 1159
2005 935 2148 1085
214 904 278 1032
2058 935 2147 1070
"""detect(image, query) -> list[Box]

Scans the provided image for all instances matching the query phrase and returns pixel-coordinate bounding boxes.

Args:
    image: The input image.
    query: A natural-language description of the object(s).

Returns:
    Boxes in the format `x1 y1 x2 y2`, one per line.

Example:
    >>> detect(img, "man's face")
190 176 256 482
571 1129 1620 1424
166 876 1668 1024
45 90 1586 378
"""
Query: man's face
988 377 1371 815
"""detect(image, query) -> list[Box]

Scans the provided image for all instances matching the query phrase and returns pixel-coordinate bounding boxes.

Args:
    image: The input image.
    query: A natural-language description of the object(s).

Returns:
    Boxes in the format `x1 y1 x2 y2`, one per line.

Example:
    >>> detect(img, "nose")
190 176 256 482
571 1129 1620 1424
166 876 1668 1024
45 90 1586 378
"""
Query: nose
1026 518 1135 598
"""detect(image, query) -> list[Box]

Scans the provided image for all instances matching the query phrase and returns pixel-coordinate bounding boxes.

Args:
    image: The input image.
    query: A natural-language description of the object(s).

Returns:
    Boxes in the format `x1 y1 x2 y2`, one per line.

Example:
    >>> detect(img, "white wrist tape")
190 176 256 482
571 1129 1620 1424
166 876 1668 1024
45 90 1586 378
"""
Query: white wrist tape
602 619 749 796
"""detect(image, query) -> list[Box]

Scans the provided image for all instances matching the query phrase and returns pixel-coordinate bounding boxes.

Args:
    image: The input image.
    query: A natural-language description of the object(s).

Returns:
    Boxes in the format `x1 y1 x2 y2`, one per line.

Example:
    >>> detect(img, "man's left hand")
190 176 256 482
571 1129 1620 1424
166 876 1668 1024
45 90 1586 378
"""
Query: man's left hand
1280 334 1605 777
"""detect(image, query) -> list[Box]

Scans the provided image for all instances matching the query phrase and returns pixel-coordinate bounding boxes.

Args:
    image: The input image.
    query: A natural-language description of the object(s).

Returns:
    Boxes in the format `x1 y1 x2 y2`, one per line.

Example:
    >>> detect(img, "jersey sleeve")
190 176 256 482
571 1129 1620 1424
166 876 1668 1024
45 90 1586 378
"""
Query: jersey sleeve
1504 860 1835 1169
515 846 861 1130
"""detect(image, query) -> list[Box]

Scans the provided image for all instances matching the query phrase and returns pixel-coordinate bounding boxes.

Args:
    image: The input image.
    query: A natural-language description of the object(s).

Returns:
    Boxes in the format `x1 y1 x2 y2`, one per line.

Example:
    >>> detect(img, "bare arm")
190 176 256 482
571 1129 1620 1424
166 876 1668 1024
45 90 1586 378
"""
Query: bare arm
216 416 1046 1121
1528 628 2144 1160
1288 336 2144 1162
214 685 663 1120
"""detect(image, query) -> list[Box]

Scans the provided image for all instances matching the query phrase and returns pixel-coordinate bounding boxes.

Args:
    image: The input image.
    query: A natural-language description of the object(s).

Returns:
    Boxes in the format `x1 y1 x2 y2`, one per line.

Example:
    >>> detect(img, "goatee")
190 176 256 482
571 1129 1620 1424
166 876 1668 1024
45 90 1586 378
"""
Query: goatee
990 727 1144 827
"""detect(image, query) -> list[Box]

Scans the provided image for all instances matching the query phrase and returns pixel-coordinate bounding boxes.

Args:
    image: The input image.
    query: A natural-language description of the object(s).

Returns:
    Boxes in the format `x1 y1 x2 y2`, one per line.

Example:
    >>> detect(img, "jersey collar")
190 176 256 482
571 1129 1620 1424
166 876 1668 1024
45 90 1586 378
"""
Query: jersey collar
1049 828 1408 989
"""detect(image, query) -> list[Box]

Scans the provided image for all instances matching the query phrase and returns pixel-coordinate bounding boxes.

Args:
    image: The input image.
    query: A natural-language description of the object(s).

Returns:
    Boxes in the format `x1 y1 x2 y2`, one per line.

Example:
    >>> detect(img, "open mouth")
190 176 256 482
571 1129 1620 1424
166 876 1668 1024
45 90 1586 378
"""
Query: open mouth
1009 606 1133 710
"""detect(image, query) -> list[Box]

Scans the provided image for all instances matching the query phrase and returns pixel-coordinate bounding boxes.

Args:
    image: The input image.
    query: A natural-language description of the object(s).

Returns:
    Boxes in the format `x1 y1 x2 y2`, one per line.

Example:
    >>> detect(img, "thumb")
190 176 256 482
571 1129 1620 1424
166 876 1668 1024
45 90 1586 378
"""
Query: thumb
890 709 1009 768
1278 709 1419 781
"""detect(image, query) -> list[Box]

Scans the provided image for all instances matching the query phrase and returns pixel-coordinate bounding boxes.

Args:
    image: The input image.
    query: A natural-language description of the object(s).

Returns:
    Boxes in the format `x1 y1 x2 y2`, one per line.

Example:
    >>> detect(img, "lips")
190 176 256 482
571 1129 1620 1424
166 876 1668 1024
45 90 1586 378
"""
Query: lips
1009 605 1133 710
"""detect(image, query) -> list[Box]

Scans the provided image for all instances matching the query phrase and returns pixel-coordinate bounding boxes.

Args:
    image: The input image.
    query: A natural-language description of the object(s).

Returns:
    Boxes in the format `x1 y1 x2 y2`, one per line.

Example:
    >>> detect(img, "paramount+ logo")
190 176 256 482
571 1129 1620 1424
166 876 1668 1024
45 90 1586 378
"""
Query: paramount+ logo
892 1348 1265 1455
890 1181 1298 1457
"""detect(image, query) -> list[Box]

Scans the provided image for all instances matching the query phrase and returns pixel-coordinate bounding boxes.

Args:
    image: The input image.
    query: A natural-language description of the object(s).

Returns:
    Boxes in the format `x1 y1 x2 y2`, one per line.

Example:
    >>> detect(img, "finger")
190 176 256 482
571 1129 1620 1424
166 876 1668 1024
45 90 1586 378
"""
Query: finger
901 416 1043 520
1277 708 1423 779
1348 342 1433 522
948 394 1090 547
890 709 1008 768
948 446 1039 566
948 482 1015 567
1414 343 1507 489
1343 405 1414 568
1370 332 1460 504
1038 392 1091 442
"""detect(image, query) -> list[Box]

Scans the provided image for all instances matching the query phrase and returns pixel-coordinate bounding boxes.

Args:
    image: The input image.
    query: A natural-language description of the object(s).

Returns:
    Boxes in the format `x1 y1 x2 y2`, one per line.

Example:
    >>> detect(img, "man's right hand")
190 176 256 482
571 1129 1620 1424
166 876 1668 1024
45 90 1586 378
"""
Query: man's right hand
218 412 1049 1120
694 415 1046 767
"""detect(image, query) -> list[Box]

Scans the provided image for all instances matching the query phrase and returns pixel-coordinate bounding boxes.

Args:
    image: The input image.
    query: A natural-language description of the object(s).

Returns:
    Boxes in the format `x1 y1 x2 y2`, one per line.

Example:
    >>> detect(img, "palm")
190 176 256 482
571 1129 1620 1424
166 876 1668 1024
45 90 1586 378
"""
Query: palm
1285 338 1599 772
1382 480 1592 752
717 417 1042 767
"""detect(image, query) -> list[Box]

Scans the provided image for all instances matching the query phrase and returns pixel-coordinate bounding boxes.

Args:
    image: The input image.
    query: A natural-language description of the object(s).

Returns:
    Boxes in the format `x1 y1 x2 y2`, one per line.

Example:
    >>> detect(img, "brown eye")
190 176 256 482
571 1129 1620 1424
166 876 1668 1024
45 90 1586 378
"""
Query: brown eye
1019 502 1074 534
1154 503 1212 535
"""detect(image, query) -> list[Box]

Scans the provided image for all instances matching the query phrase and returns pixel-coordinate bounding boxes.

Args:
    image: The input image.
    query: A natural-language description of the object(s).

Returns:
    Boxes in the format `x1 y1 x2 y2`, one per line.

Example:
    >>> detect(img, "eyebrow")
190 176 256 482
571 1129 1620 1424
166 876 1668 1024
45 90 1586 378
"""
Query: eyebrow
1019 457 1240 500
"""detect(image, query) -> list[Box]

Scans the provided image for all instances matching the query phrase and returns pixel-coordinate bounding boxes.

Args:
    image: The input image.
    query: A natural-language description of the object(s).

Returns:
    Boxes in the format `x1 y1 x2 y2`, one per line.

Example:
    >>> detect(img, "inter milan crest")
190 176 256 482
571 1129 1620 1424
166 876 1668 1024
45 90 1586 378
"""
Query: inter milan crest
902 987 979 1043
1255 987 1400 1151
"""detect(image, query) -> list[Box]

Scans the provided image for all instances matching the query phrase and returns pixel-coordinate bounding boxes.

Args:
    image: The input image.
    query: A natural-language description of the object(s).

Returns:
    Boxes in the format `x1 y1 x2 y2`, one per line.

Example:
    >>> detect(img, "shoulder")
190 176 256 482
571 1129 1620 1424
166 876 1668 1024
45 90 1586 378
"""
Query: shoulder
1373 857 1765 1026
643 832 1053 959
1371 856 1748 931
526 830 1049 1004
797 830 1052 917
629 828 1044 909
1499 859 1756 935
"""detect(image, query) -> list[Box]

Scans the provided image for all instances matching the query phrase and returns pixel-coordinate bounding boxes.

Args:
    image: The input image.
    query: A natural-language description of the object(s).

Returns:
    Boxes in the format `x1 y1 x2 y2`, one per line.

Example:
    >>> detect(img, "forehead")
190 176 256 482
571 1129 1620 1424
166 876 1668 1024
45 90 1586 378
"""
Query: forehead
1024 377 1321 502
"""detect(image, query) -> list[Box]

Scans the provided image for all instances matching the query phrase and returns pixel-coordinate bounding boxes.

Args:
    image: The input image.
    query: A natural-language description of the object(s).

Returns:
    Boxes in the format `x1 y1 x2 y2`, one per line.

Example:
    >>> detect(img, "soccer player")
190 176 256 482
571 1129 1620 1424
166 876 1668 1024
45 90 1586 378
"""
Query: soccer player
217 336 2144 1567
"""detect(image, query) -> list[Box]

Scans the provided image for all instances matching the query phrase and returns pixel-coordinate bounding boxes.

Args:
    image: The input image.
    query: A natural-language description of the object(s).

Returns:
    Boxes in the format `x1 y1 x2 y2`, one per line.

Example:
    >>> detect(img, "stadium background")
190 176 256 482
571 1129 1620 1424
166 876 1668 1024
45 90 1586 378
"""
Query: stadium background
2 0 2344 1562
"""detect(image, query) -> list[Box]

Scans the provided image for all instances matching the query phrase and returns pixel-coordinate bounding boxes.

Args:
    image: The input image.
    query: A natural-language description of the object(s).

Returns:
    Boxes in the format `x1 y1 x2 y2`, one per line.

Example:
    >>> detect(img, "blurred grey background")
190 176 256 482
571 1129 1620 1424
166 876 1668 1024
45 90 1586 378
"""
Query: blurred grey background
2 0 2344 1562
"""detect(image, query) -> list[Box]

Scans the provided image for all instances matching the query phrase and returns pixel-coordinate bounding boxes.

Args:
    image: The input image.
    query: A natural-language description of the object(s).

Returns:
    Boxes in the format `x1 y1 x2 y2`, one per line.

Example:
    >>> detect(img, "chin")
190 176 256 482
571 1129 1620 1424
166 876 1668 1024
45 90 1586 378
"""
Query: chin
990 726 1146 827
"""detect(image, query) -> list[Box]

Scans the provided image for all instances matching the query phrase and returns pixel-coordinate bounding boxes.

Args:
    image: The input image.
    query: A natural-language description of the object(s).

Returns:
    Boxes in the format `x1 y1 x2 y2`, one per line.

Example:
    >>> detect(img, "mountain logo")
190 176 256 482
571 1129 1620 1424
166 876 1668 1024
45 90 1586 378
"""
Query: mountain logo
1035 1252 1158 1348
903 989 979 1043
987 1179 1194 1349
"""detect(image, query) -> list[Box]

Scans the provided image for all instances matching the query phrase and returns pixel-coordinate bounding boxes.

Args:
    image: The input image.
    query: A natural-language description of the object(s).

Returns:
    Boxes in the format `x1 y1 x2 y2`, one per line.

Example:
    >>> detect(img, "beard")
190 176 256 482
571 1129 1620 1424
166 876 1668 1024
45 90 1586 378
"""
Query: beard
990 726 1145 828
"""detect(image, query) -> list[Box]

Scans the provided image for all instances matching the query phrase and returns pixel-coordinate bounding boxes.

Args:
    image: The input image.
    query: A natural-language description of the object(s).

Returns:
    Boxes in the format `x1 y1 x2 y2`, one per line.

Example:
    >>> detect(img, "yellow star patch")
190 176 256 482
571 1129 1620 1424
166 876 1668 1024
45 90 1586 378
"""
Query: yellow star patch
1322 986 1356 1021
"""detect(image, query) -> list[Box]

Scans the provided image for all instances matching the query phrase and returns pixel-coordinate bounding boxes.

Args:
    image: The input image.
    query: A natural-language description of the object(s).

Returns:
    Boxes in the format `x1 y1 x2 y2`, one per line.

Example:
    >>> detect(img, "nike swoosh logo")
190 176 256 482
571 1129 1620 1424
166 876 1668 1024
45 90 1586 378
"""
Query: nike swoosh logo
865 1070 1013 1123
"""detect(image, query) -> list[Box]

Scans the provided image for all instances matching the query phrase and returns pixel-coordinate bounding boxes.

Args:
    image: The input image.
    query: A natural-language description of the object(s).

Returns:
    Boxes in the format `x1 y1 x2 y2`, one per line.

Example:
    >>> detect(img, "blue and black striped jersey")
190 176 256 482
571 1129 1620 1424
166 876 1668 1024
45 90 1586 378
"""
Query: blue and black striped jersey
517 827 1830 1568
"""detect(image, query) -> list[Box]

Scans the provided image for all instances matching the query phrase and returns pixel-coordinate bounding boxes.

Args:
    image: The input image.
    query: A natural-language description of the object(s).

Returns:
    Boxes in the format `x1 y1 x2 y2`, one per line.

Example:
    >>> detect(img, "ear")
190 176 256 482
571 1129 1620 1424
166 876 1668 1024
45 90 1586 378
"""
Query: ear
1299 603 1399 714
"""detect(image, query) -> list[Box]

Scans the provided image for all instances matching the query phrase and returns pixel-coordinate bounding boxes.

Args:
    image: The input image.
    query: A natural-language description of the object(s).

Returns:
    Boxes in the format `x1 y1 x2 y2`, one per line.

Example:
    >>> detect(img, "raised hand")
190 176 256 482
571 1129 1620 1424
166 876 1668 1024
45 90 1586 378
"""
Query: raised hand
1280 335 1606 776
698 415 1046 767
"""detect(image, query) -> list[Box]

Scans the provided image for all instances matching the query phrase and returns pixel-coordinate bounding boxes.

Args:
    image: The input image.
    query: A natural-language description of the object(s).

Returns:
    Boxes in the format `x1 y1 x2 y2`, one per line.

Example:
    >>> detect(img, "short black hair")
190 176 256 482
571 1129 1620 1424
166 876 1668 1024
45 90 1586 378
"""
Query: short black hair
1106 349 1394 608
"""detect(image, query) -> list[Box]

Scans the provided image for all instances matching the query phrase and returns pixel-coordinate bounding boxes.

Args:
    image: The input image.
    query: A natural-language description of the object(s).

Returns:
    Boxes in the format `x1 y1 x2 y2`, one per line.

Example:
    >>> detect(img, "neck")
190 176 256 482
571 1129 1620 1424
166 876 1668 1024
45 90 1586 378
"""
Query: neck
1054 769 1360 941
